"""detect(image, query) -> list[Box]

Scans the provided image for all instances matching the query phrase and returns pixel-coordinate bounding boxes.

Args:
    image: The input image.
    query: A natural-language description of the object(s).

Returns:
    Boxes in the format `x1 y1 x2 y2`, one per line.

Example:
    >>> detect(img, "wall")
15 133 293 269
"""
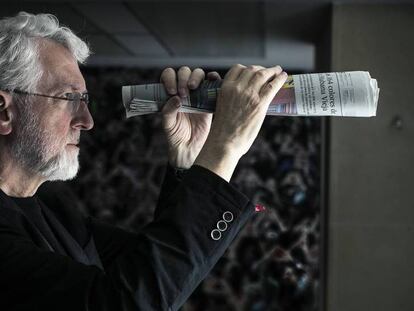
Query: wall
327 5 414 311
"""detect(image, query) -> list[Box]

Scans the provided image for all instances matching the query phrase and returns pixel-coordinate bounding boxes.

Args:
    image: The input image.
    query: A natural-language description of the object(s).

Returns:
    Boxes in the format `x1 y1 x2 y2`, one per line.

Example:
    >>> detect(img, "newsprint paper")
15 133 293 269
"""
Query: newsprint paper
122 71 379 118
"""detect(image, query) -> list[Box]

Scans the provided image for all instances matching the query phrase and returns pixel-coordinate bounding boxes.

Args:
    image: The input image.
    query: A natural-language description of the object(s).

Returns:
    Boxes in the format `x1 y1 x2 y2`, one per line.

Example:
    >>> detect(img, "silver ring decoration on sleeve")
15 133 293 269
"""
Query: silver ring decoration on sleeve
217 220 228 231
211 229 222 241
222 211 234 223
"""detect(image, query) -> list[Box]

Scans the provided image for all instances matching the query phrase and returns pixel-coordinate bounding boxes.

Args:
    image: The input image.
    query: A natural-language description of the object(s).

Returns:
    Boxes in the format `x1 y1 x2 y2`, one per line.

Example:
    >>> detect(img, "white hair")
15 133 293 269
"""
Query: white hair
0 11 90 92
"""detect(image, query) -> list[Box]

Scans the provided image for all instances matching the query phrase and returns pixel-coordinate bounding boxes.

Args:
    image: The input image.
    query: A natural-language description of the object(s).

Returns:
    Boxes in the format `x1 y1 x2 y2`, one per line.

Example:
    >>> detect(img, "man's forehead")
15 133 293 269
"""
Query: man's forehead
47 77 85 92
42 72 86 94
38 39 86 91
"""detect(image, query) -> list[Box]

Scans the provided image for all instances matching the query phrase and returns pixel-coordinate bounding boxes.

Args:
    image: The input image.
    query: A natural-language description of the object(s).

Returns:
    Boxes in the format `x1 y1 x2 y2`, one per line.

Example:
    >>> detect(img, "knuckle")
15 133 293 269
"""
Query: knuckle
178 66 191 73
250 65 263 71
162 67 175 75
255 69 267 78
193 67 204 74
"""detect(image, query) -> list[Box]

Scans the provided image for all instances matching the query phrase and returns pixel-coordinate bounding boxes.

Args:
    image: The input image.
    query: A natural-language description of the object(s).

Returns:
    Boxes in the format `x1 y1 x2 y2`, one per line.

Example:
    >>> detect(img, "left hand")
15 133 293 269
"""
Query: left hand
160 66 221 169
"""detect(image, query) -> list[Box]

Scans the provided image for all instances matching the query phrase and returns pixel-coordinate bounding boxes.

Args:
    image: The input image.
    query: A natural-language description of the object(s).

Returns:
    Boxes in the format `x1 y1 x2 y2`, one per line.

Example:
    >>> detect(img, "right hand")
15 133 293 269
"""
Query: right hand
210 64 287 156
194 64 287 181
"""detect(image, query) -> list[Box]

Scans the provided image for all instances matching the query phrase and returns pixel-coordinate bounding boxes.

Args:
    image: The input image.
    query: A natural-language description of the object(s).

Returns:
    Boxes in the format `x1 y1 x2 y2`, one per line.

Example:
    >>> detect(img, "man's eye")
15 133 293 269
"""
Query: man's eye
64 93 76 100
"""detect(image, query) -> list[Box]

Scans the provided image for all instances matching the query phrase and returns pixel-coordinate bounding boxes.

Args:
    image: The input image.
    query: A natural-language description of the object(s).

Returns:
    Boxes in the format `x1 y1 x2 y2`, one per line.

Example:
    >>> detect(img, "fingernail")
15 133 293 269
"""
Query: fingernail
276 65 282 72
188 81 196 89
281 71 288 77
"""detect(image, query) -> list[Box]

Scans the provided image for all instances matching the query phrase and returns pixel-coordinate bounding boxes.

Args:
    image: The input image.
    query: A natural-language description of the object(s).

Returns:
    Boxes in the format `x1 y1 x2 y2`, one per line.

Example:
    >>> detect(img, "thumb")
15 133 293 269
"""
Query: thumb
161 96 181 130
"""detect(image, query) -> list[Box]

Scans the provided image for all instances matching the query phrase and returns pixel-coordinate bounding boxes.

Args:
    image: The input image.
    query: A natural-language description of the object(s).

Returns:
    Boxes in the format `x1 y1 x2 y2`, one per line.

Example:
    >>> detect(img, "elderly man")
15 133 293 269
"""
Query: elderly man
0 12 287 311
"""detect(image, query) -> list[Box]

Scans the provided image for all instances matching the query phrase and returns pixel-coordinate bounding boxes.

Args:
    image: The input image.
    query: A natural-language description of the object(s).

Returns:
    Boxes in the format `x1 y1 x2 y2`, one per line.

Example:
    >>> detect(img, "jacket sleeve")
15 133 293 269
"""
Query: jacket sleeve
0 165 255 311
154 163 187 219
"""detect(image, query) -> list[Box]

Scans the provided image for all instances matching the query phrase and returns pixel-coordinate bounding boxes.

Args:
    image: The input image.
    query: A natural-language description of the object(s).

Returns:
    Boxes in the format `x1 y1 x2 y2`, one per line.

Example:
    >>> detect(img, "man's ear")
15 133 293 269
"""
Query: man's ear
0 90 13 135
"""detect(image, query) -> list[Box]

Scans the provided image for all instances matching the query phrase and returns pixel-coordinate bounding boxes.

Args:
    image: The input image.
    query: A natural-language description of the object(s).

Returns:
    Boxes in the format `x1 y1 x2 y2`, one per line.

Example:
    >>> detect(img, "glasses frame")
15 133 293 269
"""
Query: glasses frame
6 89 89 106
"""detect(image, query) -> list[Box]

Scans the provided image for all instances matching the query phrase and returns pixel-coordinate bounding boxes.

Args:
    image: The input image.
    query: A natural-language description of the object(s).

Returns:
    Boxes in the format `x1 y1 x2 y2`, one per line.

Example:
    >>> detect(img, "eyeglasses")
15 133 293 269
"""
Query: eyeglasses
7 89 90 113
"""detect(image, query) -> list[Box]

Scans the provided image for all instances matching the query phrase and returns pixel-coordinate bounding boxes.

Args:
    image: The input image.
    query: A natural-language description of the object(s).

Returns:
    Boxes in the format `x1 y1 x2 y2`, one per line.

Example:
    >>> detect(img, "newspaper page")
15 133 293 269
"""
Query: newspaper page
122 71 379 118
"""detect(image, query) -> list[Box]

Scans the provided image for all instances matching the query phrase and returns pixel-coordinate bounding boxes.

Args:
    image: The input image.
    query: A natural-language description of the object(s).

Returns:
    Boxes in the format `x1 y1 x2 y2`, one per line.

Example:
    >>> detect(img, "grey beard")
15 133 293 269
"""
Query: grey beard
8 98 79 181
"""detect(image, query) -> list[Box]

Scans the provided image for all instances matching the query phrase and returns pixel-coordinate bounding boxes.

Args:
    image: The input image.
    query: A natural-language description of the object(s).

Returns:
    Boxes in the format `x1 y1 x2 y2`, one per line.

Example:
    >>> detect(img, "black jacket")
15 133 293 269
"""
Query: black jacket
0 165 254 310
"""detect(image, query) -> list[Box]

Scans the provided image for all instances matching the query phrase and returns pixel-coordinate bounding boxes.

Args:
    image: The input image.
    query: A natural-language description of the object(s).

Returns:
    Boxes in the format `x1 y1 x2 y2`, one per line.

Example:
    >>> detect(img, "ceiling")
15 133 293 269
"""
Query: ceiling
1 1 411 70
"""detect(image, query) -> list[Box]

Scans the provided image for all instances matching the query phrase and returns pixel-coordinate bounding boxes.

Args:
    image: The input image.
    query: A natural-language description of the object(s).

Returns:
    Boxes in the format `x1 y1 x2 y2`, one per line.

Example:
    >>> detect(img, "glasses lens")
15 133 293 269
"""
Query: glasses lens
82 93 89 105
65 92 89 113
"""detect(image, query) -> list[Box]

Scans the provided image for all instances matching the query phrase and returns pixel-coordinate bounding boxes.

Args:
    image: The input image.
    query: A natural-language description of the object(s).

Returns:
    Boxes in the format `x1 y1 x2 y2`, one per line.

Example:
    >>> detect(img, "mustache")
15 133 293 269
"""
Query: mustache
67 132 81 145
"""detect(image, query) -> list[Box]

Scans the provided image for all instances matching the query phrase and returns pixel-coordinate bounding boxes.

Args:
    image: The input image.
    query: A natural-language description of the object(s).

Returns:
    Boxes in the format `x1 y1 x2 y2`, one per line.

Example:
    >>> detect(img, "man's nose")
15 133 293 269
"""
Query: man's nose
71 102 94 131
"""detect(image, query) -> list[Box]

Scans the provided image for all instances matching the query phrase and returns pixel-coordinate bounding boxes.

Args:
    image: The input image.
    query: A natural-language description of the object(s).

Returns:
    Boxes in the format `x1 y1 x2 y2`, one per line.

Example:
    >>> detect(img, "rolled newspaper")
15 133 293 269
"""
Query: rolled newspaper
122 71 379 118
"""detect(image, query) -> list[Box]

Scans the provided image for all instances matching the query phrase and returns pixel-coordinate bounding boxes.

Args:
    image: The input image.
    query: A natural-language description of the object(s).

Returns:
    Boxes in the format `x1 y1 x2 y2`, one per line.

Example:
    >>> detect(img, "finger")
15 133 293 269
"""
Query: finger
260 71 288 102
223 64 246 81
160 68 177 95
250 65 283 90
238 65 265 86
207 71 222 81
177 66 192 97
188 68 205 89
161 96 181 130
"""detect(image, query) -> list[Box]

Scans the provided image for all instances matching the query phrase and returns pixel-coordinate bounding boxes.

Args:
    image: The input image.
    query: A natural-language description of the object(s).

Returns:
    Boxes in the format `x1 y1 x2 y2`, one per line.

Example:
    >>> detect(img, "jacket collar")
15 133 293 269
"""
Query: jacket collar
0 184 104 270
0 188 55 252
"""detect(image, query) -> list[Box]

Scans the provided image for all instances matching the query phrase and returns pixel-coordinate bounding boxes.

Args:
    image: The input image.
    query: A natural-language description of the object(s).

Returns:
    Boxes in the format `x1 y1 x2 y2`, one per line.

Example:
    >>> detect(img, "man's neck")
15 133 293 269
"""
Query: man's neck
0 157 45 198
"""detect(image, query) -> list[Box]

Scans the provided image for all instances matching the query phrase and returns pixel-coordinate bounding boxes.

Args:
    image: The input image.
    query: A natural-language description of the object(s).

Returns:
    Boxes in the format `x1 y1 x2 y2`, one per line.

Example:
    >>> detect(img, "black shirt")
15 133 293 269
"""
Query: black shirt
9 194 68 256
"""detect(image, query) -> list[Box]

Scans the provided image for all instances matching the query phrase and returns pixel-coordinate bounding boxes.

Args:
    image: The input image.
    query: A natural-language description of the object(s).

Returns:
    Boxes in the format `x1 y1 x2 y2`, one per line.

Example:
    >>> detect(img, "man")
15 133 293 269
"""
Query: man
0 12 287 310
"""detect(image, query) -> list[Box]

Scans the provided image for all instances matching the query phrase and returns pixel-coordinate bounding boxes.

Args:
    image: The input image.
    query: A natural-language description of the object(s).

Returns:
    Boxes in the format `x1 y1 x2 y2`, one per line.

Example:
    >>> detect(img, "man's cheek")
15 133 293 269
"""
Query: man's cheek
52 116 71 141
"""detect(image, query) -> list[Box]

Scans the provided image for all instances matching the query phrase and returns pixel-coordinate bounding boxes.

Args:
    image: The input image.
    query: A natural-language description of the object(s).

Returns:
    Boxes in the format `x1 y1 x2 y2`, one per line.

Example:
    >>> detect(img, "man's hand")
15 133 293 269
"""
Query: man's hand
194 64 288 182
160 66 221 169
